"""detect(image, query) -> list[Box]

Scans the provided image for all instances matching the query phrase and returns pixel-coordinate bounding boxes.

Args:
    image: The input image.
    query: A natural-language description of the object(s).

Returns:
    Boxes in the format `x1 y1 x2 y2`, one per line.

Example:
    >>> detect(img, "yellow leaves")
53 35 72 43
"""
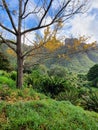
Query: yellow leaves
44 26 50 41
78 35 89 43
70 36 96 52
43 26 63 51
58 54 70 60
6 48 16 57
44 36 63 51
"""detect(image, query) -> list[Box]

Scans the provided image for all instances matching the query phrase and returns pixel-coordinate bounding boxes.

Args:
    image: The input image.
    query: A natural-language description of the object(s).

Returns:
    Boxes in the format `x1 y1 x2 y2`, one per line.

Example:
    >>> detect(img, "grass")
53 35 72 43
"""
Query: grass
0 86 98 130
0 86 48 102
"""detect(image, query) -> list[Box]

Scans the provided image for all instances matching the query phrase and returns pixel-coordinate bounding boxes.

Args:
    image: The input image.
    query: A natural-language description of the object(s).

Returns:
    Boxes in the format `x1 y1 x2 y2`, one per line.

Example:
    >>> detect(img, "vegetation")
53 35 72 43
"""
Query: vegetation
0 1 97 129
0 0 89 88
0 52 12 71
0 99 98 130
87 64 98 87
0 63 98 129
82 90 98 112
0 85 98 130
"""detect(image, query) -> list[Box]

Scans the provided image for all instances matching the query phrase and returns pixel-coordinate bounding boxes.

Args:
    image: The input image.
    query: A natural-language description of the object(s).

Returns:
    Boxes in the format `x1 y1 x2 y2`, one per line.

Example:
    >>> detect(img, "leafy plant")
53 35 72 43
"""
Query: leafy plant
41 76 67 97
47 65 67 78
87 64 98 87
56 88 79 105
0 70 10 78
9 71 17 81
0 52 13 72
0 76 15 88
87 64 98 81
82 90 98 112
24 70 42 87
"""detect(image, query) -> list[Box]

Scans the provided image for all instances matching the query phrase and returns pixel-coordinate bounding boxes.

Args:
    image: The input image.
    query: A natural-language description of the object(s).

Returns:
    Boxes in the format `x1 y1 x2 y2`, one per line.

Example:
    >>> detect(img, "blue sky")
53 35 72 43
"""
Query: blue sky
22 0 98 43
0 0 98 44
26 0 98 44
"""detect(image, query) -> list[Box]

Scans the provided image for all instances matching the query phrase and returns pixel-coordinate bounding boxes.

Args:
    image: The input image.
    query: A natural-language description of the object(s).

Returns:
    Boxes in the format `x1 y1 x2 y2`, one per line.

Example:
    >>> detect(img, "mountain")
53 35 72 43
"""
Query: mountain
1 39 98 73
45 38 98 73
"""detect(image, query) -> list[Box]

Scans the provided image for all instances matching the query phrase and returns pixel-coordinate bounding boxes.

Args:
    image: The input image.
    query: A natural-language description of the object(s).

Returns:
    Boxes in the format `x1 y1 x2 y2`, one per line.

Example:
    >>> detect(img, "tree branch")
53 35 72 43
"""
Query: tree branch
2 0 17 34
0 23 16 35
22 1 43 19
21 0 29 17
0 35 16 52
38 0 53 27
21 0 72 35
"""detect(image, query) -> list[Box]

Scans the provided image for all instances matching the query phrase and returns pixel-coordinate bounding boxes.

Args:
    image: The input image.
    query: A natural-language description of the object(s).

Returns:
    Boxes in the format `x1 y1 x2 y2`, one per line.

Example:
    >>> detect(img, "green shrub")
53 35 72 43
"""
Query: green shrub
78 87 90 98
24 70 42 88
87 64 98 87
9 71 17 81
87 64 98 81
0 85 11 100
0 76 15 88
48 65 67 77
0 52 13 72
0 70 10 77
56 88 79 105
41 76 67 97
82 90 98 112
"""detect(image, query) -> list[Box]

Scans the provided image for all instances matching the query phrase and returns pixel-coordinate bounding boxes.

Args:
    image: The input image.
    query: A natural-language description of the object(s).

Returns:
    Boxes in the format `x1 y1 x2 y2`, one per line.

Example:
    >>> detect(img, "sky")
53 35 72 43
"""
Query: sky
62 0 98 43
25 0 98 44
0 0 98 44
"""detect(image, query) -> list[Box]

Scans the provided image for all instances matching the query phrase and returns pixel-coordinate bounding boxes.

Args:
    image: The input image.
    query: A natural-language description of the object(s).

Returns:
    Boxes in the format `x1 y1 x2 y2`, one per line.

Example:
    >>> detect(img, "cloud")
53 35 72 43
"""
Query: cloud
62 0 98 43
69 14 96 41
22 32 36 45
91 0 98 9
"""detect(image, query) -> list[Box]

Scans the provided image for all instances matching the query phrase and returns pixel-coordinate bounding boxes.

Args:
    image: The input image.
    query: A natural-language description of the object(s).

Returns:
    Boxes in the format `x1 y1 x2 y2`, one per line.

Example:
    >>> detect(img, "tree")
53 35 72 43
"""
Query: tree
87 64 98 81
0 52 12 71
87 64 98 87
0 0 89 88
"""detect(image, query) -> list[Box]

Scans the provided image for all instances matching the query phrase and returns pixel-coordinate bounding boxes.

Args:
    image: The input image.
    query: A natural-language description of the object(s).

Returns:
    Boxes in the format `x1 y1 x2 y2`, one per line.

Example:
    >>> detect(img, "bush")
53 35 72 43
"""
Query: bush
87 64 98 81
9 71 17 81
0 76 15 88
82 90 98 112
24 70 42 88
0 70 10 77
0 52 13 71
87 64 98 87
48 65 67 78
56 88 79 105
40 76 67 97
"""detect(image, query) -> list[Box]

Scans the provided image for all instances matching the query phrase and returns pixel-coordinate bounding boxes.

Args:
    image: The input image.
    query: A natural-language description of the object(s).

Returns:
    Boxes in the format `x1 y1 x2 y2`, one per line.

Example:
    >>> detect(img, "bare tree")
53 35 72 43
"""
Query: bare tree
0 0 89 88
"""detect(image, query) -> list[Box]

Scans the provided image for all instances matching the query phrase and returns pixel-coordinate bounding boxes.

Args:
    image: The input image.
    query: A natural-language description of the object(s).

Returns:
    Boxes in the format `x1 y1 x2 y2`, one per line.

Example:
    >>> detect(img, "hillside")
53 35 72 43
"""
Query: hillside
1 41 98 73
46 50 98 73
45 39 98 73
0 86 98 130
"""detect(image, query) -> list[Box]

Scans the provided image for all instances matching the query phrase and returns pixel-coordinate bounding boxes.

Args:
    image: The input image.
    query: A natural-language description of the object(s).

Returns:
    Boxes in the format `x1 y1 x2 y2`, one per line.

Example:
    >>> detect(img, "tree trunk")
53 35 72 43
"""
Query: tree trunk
16 35 23 88
16 55 23 88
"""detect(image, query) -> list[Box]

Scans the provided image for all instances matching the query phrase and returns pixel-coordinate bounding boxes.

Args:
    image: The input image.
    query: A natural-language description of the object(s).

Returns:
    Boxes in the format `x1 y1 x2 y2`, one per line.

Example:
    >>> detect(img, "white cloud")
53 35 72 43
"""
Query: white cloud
22 32 36 45
91 0 98 9
62 0 98 43
69 14 97 41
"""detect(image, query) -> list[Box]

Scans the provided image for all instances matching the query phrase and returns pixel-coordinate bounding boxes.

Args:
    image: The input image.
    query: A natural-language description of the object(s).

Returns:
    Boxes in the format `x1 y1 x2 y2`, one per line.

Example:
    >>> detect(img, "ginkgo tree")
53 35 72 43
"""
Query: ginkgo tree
0 0 89 88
